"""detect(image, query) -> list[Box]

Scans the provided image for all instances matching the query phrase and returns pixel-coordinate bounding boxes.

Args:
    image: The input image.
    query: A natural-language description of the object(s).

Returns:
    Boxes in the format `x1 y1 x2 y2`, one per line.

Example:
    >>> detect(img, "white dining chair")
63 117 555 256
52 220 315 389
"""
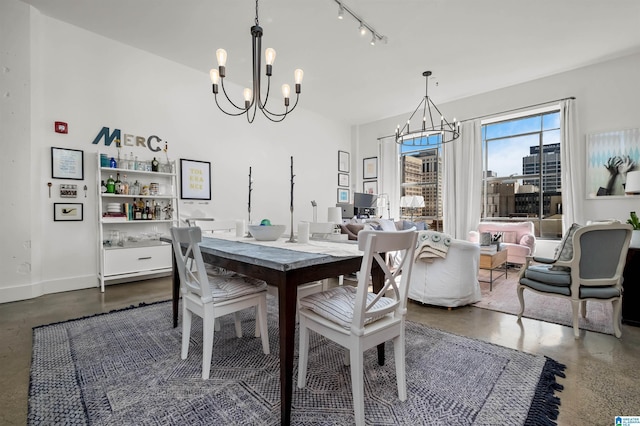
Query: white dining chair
297 228 418 425
170 226 270 379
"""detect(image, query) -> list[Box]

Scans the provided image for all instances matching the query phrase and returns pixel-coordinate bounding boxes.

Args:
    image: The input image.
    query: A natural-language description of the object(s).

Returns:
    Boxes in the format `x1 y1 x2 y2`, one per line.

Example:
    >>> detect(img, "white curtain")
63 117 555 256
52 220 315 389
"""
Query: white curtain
560 99 583 231
378 137 401 220
443 120 482 239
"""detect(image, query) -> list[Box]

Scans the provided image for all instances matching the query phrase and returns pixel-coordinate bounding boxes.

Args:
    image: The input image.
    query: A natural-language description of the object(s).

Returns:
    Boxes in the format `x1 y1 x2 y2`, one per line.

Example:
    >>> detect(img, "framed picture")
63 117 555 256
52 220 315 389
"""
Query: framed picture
54 203 83 221
363 180 378 195
51 147 84 180
180 159 212 200
338 173 349 187
363 157 378 180
338 150 350 172
586 128 640 198
337 188 350 203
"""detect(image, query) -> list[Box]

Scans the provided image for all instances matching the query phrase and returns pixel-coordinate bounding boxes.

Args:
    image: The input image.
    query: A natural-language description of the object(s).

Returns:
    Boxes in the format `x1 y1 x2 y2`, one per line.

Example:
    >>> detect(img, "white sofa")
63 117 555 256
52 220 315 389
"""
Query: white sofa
408 237 481 307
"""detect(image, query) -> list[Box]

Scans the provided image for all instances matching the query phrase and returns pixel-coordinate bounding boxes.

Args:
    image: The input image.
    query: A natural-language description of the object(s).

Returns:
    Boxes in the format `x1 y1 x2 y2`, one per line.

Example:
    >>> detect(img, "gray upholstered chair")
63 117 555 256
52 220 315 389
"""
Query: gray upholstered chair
517 222 632 338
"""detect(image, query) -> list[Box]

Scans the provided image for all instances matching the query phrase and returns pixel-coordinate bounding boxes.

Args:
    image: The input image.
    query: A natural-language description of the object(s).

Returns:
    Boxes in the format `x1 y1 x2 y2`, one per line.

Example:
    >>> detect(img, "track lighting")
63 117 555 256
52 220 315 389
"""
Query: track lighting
333 1 387 45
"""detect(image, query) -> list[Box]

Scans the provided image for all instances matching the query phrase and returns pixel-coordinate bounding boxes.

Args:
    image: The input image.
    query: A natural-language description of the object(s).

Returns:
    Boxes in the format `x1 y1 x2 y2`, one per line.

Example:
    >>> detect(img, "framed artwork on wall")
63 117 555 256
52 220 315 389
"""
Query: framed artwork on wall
337 188 350 203
363 180 378 195
54 203 83 221
338 173 349 187
363 157 378 180
338 150 350 172
180 159 212 200
51 147 84 180
586 128 640 198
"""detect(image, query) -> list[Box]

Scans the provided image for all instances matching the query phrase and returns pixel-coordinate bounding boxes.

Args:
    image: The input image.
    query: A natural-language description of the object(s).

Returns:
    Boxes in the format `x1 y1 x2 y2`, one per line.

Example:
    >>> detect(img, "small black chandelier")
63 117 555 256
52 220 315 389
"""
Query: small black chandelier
395 71 459 145
209 0 303 123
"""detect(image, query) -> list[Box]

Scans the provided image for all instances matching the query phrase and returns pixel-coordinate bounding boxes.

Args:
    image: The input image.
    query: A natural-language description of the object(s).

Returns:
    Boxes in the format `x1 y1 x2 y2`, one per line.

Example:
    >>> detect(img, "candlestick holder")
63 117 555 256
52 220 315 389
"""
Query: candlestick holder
287 156 296 243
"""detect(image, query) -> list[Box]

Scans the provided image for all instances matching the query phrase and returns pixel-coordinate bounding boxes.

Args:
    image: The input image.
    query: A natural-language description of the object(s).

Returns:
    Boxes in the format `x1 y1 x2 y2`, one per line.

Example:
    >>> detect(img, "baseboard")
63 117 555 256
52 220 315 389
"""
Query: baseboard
0 274 97 304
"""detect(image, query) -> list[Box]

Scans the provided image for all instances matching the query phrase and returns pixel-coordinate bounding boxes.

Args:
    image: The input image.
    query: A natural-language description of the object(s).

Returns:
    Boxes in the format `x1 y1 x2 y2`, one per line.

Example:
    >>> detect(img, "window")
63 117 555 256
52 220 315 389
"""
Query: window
400 135 443 231
481 109 562 239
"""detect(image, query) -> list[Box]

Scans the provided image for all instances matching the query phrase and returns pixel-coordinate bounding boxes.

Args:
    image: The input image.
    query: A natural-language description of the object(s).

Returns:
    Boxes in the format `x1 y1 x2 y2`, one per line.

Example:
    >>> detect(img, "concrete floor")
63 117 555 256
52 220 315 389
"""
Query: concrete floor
1 277 639 425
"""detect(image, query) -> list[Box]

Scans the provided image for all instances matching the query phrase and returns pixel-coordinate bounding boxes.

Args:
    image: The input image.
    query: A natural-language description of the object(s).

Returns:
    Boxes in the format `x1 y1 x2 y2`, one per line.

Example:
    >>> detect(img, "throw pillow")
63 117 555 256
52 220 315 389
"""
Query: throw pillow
480 232 492 246
345 224 365 235
550 223 581 271
519 234 535 249
500 231 518 244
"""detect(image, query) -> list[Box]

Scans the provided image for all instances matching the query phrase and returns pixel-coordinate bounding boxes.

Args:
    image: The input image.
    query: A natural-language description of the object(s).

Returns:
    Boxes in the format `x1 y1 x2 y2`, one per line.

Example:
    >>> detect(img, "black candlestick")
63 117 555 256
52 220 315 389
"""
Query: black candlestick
246 166 253 237
288 156 296 242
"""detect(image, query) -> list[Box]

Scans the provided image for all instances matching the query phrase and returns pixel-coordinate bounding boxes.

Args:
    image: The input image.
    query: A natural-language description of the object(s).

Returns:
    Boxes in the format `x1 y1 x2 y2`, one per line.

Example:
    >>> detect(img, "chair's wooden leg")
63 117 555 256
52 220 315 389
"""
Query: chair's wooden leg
297 316 310 388
234 312 242 338
571 299 580 339
394 333 407 401
580 300 587 318
258 296 270 354
350 344 366 426
612 298 623 338
516 284 526 319
181 305 192 360
202 305 215 379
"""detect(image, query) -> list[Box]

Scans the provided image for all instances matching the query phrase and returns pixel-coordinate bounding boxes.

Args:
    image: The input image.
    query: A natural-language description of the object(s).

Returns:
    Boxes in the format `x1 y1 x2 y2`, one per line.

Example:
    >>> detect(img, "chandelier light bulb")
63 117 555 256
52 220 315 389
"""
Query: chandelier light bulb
216 49 227 67
265 48 276 65
294 69 304 85
281 84 291 98
209 69 220 84
243 88 253 102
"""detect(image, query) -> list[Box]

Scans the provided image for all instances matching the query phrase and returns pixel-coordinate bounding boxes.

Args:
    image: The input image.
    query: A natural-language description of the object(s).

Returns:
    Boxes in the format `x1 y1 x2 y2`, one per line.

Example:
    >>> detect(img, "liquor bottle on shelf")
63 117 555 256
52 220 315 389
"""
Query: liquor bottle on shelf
131 180 140 196
122 174 129 195
154 201 161 221
133 198 142 220
106 175 115 193
151 157 159 172
100 180 107 193
145 200 152 220
114 173 122 194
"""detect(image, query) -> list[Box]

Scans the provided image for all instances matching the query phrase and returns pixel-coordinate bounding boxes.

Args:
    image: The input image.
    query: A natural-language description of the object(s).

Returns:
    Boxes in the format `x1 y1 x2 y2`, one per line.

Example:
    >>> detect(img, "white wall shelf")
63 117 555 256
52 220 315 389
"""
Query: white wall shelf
96 152 180 292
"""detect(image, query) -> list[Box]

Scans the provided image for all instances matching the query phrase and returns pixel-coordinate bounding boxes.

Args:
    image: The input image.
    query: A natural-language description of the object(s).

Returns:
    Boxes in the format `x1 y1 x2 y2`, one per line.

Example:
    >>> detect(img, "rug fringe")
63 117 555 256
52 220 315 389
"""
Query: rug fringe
524 356 566 426
32 300 170 330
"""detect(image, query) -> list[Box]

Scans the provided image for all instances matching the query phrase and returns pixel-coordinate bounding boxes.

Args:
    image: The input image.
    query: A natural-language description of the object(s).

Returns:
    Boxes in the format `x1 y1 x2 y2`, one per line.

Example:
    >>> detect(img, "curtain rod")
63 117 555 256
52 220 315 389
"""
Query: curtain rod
459 96 575 123
376 96 575 141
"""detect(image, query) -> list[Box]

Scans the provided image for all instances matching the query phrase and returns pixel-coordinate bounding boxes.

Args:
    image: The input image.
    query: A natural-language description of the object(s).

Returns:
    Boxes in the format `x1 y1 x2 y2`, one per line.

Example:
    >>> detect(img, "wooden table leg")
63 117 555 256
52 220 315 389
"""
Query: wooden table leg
372 259 386 366
171 245 180 328
278 281 297 425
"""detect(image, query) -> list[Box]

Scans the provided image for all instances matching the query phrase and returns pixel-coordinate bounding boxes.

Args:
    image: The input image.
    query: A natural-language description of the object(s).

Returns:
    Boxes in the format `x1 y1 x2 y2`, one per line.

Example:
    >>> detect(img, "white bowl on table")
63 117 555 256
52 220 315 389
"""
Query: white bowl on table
248 225 286 241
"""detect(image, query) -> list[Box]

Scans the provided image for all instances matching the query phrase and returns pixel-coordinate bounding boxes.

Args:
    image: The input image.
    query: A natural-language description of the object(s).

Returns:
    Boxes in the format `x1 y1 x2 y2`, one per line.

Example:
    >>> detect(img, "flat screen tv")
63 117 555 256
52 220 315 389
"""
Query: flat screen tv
353 192 376 208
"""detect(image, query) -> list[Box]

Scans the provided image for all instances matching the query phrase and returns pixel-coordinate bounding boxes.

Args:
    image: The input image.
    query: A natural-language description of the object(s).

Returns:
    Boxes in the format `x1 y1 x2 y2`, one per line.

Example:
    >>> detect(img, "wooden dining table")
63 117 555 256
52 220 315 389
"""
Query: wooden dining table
167 235 383 425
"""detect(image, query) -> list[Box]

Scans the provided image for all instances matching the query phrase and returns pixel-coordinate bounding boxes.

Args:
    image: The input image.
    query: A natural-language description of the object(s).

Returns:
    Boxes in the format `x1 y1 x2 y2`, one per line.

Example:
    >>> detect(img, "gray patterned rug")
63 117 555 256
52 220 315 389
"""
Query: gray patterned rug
29 297 565 425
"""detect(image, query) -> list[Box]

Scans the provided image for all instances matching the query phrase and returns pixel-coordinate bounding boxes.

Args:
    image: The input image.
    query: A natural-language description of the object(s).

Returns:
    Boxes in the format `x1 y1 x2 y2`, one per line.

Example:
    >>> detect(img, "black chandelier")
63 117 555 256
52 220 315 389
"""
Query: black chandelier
209 0 303 123
395 71 459 145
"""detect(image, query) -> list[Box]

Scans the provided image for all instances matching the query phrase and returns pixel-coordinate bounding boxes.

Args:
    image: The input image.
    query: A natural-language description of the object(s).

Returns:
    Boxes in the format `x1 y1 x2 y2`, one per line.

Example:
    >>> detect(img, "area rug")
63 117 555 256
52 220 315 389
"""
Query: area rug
474 270 614 335
29 298 565 425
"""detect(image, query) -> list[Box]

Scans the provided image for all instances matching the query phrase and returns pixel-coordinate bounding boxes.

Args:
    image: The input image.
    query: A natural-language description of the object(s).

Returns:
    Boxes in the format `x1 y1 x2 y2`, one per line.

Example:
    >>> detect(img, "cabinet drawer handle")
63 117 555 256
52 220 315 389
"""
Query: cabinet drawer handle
138 256 152 260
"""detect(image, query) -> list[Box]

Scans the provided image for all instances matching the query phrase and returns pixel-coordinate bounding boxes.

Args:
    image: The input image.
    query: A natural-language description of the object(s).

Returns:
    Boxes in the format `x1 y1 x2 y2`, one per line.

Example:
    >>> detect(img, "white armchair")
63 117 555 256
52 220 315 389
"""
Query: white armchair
408 237 481 307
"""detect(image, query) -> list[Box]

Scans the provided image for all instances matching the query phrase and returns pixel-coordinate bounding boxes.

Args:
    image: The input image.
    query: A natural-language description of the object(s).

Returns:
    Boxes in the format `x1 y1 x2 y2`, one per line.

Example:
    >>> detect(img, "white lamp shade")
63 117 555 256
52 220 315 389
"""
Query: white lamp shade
625 171 640 194
327 207 342 224
410 195 425 208
400 196 413 208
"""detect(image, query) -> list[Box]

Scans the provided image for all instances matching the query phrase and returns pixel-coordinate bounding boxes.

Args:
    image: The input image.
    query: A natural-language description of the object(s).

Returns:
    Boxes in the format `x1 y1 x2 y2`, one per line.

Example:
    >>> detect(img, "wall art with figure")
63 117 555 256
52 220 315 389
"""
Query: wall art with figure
586 128 640 198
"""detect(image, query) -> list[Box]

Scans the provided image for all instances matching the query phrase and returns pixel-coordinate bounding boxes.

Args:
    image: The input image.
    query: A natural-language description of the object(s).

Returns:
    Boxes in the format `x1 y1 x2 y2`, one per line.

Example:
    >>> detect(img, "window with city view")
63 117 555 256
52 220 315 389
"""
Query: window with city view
400 135 443 231
482 109 562 239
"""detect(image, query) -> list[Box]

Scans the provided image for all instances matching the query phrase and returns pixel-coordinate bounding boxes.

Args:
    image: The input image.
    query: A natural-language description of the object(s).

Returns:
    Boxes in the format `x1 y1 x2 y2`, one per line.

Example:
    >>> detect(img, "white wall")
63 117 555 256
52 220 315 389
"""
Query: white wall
355 51 640 227
0 1 351 303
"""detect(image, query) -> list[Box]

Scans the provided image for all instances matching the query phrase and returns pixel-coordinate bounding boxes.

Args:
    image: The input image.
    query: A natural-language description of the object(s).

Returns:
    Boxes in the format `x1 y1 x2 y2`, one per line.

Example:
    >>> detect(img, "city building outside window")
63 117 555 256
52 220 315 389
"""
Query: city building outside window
481 109 562 239
400 135 443 231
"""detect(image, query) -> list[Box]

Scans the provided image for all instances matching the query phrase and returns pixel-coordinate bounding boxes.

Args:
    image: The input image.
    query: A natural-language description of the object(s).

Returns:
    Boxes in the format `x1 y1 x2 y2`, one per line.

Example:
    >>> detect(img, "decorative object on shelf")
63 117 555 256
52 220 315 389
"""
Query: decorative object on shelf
338 150 350 172
400 195 425 221
209 0 303 123
337 188 349 203
363 157 377 179
627 211 640 249
51 147 84 180
288 156 296 242
54 203 83 222
179 159 211 200
363 180 377 195
586 128 640 197
624 170 640 195
395 71 460 146
332 0 388 46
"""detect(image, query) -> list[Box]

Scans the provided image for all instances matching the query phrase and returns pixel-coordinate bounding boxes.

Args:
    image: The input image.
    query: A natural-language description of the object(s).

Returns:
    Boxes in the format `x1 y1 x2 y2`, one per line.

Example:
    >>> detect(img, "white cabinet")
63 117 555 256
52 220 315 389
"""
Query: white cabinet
96 152 180 292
